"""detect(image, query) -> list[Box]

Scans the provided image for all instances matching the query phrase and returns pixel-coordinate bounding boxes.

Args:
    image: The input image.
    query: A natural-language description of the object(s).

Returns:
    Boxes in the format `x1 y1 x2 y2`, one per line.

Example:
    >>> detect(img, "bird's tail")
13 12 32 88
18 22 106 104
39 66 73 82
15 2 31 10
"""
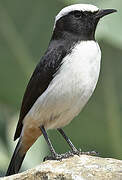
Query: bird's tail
6 139 26 176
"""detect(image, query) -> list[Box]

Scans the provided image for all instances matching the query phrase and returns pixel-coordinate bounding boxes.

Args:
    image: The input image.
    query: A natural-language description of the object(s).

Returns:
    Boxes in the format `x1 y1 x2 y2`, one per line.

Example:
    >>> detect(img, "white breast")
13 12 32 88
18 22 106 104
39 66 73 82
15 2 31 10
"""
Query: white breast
24 40 101 130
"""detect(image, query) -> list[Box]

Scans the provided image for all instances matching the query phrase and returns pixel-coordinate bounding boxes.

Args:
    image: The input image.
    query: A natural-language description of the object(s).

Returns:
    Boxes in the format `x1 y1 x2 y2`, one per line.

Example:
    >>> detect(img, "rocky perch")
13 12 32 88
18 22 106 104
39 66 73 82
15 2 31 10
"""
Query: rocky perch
1 155 122 180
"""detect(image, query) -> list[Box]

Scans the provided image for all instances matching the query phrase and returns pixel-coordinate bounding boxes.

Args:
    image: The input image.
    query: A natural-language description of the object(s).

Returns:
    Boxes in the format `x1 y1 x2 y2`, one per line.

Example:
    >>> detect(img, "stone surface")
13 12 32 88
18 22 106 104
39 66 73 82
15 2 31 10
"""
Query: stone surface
1 155 122 180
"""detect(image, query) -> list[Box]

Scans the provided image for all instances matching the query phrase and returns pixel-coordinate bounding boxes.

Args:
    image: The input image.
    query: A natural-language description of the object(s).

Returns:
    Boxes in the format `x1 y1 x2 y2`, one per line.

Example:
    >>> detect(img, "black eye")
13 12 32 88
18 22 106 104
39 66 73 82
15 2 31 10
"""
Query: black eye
73 11 82 18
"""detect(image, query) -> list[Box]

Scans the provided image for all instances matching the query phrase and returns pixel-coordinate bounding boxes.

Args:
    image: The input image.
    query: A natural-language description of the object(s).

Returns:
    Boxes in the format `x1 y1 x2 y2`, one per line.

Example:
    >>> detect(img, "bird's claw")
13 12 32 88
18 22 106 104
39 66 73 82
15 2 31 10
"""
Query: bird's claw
43 151 74 161
80 150 99 156
43 150 99 161
70 149 99 156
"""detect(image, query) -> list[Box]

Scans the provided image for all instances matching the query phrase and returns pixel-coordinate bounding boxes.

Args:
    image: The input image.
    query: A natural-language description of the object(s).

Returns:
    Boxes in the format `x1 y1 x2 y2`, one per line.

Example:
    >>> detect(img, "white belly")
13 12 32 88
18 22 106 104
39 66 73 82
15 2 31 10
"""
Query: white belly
24 41 101 130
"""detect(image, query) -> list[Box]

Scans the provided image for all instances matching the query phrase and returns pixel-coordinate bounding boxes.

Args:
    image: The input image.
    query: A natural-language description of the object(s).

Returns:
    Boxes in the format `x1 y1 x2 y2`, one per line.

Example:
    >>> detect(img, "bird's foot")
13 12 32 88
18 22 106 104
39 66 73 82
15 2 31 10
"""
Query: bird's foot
70 149 99 156
43 150 99 161
80 150 99 156
43 151 74 161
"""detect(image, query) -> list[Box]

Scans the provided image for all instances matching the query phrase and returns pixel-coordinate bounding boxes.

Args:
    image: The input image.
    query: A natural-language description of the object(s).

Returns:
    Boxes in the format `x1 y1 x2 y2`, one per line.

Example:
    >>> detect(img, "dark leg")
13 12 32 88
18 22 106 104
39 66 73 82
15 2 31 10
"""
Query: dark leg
57 128 78 153
57 128 99 156
40 126 74 161
57 128 79 155
40 126 57 157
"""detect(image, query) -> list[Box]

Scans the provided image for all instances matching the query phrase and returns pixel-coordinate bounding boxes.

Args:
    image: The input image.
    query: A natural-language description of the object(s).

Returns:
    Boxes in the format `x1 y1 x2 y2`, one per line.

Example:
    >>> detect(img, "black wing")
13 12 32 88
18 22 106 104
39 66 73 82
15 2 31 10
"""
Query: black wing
14 45 67 140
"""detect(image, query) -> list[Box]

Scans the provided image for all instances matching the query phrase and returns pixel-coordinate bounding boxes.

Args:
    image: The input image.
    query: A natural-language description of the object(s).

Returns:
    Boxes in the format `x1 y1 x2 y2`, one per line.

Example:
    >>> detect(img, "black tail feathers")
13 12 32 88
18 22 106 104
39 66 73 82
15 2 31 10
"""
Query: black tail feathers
6 139 26 176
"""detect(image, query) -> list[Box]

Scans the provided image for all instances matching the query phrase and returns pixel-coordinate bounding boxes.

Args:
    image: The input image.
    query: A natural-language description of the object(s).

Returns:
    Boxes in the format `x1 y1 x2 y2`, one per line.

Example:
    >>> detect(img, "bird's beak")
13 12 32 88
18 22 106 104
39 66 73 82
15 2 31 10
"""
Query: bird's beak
95 9 117 19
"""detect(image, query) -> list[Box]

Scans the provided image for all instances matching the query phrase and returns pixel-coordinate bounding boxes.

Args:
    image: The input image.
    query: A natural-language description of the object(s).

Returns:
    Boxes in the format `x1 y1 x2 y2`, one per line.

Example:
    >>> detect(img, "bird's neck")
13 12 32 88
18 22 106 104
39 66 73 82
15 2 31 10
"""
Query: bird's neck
49 30 96 56
51 29 95 42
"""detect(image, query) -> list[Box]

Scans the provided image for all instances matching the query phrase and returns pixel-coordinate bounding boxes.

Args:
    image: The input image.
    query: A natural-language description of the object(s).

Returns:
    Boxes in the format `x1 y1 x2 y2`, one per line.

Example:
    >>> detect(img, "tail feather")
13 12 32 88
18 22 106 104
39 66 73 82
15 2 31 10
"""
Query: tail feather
6 139 26 176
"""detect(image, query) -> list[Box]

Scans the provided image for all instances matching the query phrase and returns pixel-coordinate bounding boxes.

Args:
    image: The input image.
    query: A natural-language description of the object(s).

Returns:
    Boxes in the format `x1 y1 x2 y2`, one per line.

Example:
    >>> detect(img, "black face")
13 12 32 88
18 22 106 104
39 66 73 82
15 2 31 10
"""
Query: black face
53 10 99 41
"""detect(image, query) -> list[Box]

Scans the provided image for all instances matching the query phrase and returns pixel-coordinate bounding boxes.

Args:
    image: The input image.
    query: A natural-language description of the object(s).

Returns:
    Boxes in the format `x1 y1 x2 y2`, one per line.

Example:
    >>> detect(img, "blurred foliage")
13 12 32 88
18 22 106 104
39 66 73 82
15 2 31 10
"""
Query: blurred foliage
0 0 122 177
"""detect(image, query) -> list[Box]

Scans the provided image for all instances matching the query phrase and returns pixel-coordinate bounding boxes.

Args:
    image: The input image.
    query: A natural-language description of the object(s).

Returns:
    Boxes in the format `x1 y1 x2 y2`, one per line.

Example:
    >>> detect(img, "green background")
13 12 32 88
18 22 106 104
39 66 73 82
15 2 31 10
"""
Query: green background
0 0 122 176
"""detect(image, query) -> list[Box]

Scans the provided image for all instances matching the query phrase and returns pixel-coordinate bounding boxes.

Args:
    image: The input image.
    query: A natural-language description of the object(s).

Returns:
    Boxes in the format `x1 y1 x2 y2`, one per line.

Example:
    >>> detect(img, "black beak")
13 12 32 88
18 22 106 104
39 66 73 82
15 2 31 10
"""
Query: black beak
95 9 117 19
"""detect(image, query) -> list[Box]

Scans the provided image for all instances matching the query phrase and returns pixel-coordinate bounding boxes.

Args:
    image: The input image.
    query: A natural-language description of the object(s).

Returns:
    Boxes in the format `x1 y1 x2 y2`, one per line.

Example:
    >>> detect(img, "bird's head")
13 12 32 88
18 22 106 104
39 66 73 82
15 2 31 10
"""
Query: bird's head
52 4 117 41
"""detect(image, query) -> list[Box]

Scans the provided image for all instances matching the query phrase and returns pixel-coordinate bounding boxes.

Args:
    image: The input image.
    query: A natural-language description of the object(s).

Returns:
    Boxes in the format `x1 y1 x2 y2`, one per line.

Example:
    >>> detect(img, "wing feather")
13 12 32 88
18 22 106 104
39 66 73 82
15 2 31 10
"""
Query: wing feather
14 46 67 140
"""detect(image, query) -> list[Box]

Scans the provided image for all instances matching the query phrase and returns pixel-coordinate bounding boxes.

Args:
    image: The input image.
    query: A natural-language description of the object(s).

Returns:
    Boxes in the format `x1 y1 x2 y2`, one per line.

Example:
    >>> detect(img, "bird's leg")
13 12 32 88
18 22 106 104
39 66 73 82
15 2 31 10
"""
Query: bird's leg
57 128 79 155
40 126 73 161
57 128 99 156
40 126 57 159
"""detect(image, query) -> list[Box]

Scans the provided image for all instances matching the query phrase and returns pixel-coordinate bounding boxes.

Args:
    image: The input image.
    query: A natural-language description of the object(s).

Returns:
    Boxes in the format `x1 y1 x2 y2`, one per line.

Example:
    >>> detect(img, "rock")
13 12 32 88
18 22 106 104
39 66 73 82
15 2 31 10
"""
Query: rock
1 155 122 180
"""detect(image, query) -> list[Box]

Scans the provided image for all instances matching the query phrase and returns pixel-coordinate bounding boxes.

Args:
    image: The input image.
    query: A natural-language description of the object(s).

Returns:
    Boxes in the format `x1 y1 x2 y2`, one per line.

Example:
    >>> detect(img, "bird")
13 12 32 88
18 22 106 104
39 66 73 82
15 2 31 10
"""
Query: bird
6 4 116 176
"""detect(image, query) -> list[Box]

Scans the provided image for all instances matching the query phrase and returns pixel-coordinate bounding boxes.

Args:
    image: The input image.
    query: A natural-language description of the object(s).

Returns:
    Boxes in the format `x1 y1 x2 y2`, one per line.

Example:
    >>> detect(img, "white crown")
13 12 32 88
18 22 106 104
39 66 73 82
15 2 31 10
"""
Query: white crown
55 4 99 22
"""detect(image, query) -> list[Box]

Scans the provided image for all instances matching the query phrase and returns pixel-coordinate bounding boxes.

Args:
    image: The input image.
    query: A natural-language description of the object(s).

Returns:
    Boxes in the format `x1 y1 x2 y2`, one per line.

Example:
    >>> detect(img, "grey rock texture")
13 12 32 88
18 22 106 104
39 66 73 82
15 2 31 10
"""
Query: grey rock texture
1 155 122 180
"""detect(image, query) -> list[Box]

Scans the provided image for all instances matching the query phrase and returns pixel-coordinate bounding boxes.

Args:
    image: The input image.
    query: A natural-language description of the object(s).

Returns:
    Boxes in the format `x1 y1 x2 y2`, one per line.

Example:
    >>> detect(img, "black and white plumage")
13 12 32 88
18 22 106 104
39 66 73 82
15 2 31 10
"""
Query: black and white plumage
6 4 116 176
